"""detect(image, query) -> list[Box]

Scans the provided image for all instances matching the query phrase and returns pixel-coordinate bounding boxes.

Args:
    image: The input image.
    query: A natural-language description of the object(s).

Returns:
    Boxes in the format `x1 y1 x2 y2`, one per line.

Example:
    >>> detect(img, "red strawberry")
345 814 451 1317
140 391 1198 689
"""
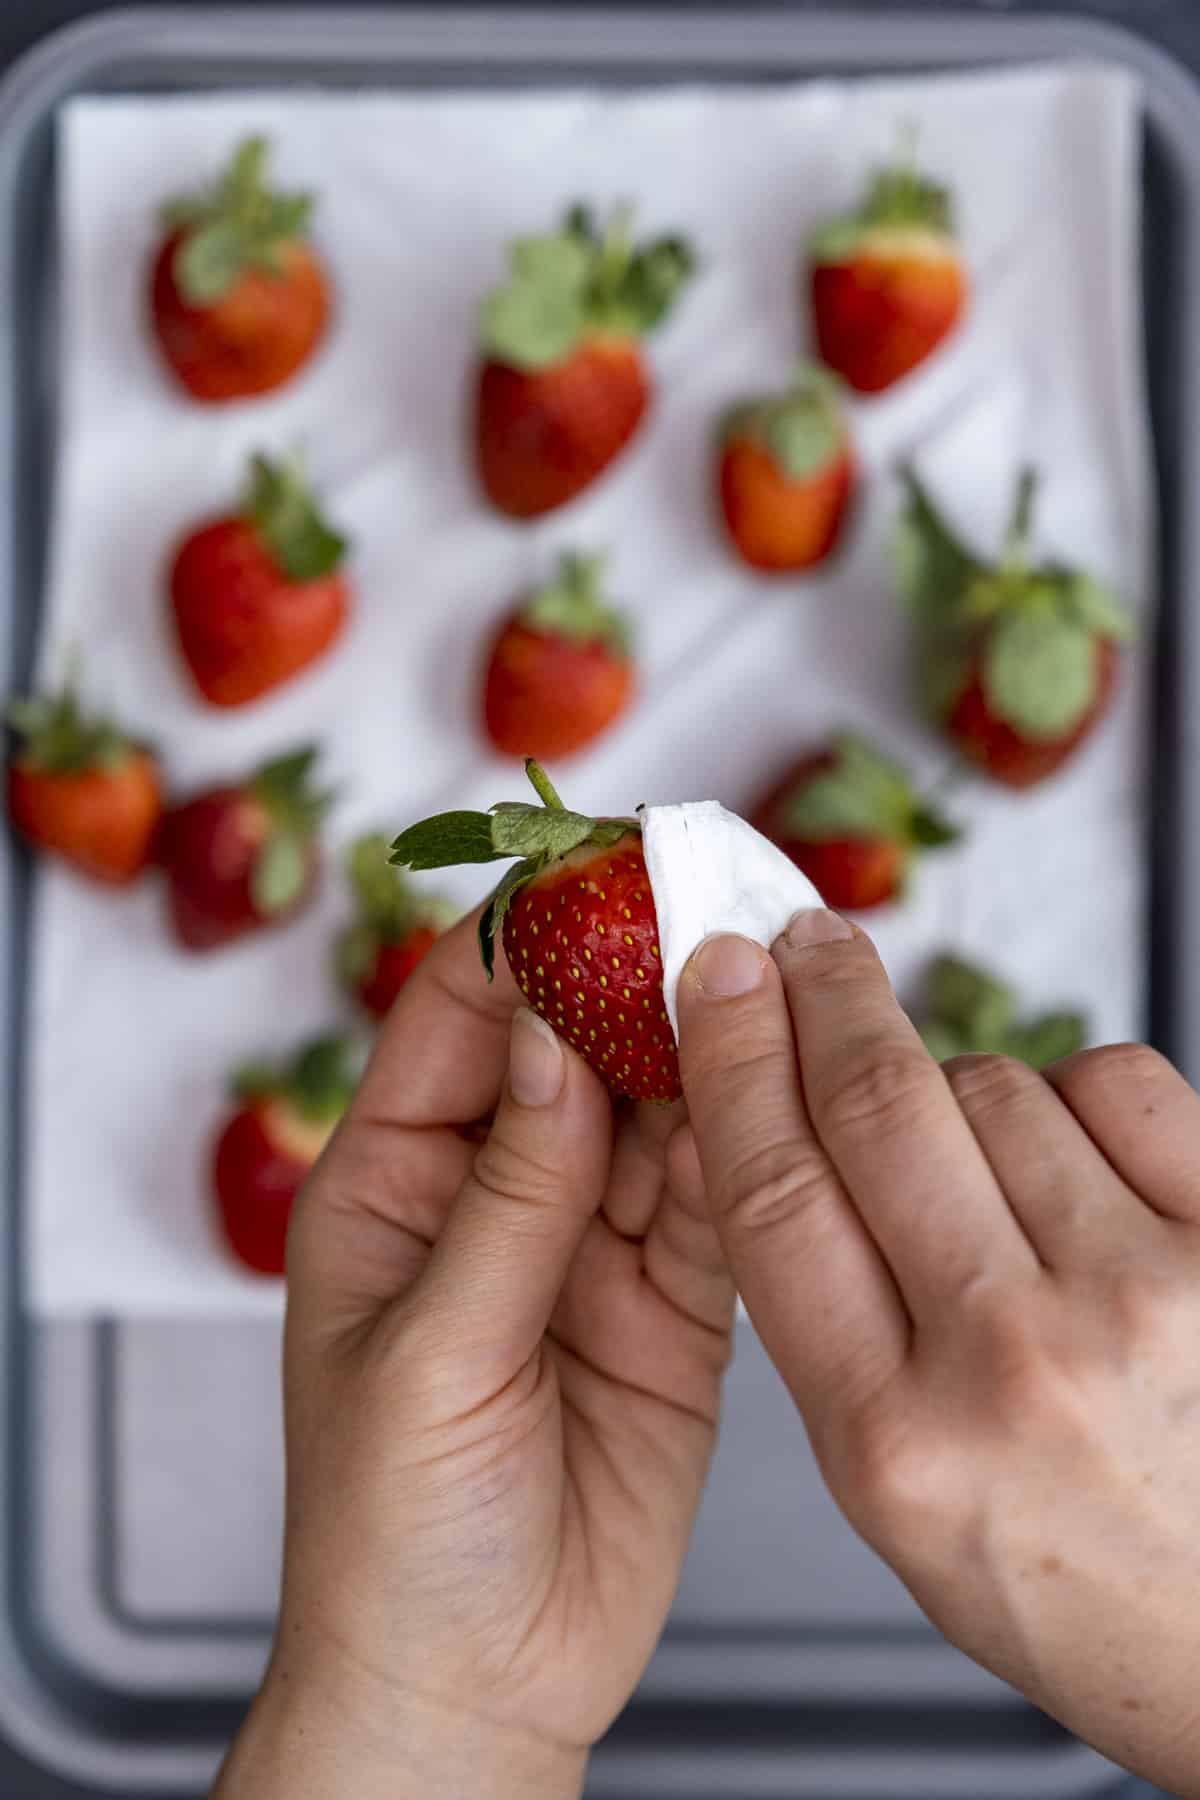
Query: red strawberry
391 760 679 1102
336 833 455 1021
6 680 163 885
483 552 635 760
753 733 958 911
169 452 351 708
718 365 856 571
809 152 966 394
158 746 330 951
897 468 1131 789
476 204 694 518
151 136 330 403
214 1036 358 1276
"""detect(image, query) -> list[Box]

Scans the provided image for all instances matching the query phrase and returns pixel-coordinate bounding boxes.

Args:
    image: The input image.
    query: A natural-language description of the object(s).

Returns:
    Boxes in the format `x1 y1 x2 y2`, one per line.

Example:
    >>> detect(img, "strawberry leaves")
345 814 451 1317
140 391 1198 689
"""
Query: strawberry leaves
982 609 1098 742
165 136 315 307
7 678 143 775
391 759 633 978
783 733 959 850
234 1034 361 1123
242 453 347 584
249 746 332 917
481 204 695 371
919 955 1088 1070
723 363 847 481
810 142 955 262
521 552 633 657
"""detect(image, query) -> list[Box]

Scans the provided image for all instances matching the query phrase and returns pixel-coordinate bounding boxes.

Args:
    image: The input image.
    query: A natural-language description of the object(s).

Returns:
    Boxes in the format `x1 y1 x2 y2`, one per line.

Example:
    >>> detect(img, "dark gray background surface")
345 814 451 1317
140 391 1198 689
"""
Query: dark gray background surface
0 1 1188 1795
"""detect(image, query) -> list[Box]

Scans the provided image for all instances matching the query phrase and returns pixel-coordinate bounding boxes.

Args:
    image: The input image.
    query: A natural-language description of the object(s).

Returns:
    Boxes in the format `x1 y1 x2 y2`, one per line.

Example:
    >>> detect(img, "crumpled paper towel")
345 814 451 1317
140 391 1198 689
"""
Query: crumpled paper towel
30 65 1150 1314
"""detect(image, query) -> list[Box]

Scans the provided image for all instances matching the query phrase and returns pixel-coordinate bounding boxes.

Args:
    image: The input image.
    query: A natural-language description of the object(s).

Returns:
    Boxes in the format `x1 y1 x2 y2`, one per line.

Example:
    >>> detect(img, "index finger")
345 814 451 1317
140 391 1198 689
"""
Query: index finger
351 909 524 1129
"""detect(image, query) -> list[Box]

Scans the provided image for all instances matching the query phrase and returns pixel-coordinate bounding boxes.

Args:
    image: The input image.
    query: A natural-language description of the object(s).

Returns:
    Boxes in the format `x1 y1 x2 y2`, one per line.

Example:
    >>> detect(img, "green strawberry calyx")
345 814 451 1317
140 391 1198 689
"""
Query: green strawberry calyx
248 745 333 918
233 1034 361 1125
722 363 849 482
336 834 455 988
894 464 1133 743
919 955 1088 1071
810 130 956 263
782 732 959 853
519 552 633 658
163 135 316 307
7 675 149 776
480 202 695 372
242 452 348 584
390 758 634 978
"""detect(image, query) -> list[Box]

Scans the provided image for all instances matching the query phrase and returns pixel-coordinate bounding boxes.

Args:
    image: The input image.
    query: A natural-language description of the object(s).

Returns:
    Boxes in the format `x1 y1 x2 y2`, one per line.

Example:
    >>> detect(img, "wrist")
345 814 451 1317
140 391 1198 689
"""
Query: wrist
214 1640 587 1800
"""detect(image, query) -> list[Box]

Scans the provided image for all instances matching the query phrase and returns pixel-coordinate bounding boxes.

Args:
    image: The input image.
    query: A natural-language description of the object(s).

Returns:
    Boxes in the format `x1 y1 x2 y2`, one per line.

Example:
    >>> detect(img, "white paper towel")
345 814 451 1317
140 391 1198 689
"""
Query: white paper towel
30 67 1151 1315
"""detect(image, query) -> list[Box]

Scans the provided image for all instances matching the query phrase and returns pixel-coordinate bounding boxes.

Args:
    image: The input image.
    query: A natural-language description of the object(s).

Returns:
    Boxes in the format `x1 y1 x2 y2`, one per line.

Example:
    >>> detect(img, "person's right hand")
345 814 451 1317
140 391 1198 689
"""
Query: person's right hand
677 910 1200 1799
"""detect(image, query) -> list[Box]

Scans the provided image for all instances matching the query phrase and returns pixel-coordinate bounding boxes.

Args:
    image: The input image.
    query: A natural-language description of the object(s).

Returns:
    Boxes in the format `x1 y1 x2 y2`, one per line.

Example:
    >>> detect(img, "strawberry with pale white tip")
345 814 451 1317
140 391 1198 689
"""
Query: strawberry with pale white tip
391 760 678 1102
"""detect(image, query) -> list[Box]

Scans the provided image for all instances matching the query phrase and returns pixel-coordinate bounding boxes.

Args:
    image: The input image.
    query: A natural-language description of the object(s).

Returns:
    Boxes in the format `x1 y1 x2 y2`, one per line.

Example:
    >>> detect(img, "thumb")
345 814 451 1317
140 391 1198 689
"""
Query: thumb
410 1007 613 1380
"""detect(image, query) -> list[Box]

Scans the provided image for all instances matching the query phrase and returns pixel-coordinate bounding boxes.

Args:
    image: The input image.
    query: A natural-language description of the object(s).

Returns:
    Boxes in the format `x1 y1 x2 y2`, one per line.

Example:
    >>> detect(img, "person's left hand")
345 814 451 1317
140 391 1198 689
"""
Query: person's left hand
215 914 733 1800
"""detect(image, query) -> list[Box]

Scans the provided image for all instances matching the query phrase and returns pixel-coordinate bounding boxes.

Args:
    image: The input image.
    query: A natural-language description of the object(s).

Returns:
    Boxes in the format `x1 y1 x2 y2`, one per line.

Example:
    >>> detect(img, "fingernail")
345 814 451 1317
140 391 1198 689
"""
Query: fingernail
509 1007 565 1108
689 933 769 998
783 908 854 948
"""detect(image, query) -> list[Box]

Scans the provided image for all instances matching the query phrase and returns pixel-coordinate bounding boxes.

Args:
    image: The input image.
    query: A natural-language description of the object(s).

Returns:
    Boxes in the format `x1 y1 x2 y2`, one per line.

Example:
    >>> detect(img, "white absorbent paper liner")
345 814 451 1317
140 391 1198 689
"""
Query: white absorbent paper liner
642 803 823 1037
31 66 1152 1314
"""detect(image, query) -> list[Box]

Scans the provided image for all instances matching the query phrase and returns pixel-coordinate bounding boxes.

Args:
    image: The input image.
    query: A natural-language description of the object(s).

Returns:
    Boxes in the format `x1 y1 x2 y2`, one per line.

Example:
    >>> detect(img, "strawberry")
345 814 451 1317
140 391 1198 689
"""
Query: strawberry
753 733 958 910
169 452 350 708
6 679 163 885
214 1035 358 1276
151 136 329 403
808 150 966 394
718 364 856 571
483 552 635 760
391 759 679 1102
476 204 694 518
896 467 1131 789
919 955 1087 1070
158 746 330 951
336 834 455 1021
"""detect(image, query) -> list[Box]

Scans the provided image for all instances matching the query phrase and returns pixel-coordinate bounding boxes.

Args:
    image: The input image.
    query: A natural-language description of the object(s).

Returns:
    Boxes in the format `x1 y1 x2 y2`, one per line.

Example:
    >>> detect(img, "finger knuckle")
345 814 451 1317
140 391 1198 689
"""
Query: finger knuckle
814 1044 939 1145
944 1053 1037 1122
717 1134 834 1242
471 1128 562 1209
1107 1261 1193 1347
836 1409 959 1547
1059 1040 1173 1100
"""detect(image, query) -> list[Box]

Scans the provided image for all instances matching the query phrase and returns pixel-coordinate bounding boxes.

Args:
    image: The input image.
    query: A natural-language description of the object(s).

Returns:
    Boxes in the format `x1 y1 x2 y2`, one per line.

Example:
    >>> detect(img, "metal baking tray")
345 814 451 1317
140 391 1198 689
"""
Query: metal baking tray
0 7 1195 1796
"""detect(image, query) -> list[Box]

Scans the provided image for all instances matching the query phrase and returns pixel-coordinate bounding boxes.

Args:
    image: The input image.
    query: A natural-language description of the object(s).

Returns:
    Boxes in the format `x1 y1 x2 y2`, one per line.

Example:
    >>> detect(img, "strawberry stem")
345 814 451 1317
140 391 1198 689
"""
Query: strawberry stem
1002 466 1039 571
525 759 564 810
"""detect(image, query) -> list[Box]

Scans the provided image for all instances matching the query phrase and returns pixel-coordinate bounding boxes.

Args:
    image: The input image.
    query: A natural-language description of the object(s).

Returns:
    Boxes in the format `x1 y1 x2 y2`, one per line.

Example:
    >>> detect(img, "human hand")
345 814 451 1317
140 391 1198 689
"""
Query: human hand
677 912 1200 1798
215 915 733 1800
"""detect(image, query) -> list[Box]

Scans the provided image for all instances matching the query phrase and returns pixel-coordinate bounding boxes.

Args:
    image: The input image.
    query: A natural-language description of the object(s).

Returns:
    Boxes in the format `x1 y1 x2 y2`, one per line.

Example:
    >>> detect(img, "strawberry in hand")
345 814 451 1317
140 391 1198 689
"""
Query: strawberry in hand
919 954 1088 1070
718 364 856 571
754 732 958 910
392 759 679 1102
336 834 455 1022
896 467 1131 788
483 551 635 760
476 203 694 518
6 679 163 885
158 745 330 951
151 135 330 403
169 452 350 708
214 1035 359 1276
809 146 966 394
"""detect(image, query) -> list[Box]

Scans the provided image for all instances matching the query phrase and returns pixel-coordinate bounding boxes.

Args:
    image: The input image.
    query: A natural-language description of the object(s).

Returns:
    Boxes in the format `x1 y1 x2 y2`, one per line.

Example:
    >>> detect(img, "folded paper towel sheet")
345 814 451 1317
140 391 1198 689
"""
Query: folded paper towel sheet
30 67 1151 1314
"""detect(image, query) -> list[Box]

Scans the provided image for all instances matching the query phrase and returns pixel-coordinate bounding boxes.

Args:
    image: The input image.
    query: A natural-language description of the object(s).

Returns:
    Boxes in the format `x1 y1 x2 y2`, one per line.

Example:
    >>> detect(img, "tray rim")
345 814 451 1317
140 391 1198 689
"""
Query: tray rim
1 6 1197 1795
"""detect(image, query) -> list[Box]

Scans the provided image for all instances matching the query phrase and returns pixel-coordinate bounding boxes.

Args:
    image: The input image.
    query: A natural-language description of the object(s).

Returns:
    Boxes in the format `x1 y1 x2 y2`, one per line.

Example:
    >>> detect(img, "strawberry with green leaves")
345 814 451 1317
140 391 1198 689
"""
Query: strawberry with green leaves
336 834 455 1021
477 204 694 518
214 1035 359 1276
169 452 351 709
158 746 330 952
483 552 635 760
809 148 967 394
392 760 679 1102
919 955 1088 1070
718 364 856 571
151 136 330 403
6 679 163 886
896 467 1131 789
753 733 958 910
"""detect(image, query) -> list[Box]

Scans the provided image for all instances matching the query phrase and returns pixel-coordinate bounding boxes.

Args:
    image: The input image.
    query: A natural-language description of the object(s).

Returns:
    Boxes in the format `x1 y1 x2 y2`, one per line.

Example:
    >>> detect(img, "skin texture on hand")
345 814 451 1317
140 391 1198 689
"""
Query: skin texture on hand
214 915 733 1800
676 912 1200 1800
